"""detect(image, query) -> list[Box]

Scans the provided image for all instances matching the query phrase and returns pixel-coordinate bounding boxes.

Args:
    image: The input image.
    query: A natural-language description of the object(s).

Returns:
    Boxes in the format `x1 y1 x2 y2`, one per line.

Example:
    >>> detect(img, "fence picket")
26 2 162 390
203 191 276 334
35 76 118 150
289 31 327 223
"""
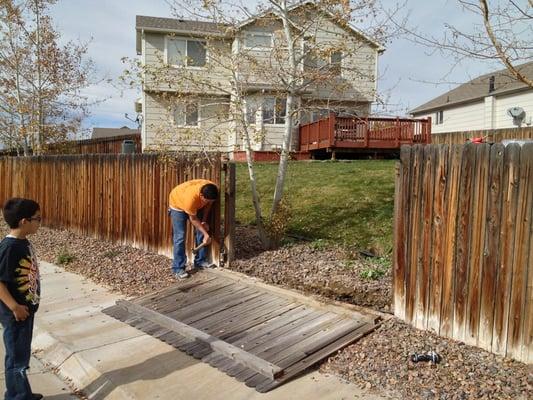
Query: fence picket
478 144 504 350
0 154 223 263
394 143 532 363
507 143 533 360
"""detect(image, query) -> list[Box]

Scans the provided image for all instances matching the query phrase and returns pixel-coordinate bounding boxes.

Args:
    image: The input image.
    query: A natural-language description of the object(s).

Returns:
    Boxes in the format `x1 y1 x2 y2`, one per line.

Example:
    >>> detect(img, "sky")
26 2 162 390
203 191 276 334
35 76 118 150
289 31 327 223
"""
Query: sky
47 0 519 132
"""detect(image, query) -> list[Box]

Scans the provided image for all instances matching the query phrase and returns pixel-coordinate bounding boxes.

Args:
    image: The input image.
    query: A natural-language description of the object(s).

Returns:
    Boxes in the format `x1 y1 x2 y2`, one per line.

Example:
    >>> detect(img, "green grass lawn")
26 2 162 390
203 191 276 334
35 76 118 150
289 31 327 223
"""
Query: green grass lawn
235 160 396 256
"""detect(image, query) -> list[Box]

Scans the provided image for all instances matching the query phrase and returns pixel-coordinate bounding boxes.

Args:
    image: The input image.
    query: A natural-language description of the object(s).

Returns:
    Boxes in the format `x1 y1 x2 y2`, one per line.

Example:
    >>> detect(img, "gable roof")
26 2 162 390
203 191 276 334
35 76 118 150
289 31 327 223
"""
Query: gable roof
136 1 384 54
236 0 384 51
411 61 533 114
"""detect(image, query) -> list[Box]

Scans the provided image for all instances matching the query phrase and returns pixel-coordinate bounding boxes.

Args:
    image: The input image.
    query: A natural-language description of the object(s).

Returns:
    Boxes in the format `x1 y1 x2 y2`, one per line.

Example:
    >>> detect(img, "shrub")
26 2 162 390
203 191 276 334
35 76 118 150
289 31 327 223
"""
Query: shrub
56 248 75 265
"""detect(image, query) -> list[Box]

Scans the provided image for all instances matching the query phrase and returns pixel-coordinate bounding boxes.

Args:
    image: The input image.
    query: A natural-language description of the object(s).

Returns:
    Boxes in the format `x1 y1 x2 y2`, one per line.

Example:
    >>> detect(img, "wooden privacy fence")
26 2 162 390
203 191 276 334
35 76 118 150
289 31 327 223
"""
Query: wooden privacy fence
393 143 532 364
0 134 142 156
432 127 533 145
0 154 228 263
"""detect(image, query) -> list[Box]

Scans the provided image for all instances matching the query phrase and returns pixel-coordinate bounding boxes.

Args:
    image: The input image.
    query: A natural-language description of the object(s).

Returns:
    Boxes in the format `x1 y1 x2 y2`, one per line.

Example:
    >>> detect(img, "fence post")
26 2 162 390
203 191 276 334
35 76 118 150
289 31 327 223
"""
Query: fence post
427 117 432 144
365 117 369 147
328 112 336 147
395 117 400 147
224 162 236 265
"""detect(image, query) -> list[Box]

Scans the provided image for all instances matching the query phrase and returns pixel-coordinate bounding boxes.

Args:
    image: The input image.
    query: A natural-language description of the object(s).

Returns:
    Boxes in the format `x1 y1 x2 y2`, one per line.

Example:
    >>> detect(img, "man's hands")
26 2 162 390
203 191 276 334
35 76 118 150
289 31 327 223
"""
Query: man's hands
201 221 210 231
11 303 29 321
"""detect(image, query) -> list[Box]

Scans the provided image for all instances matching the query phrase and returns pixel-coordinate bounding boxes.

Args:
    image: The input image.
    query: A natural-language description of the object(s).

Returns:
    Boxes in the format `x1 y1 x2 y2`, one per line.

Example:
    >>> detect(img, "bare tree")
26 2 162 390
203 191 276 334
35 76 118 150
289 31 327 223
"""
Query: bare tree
0 0 95 155
129 0 400 247
396 0 532 87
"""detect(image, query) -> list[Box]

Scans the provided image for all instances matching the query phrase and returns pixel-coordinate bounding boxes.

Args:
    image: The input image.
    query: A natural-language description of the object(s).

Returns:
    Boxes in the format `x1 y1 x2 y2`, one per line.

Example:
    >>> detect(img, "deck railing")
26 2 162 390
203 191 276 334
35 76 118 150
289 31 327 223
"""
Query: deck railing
299 114 431 151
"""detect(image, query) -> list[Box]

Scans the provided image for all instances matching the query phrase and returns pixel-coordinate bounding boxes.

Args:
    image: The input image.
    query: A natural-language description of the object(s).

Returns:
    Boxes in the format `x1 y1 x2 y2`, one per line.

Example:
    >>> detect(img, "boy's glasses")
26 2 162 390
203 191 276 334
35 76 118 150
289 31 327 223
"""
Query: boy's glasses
28 216 42 222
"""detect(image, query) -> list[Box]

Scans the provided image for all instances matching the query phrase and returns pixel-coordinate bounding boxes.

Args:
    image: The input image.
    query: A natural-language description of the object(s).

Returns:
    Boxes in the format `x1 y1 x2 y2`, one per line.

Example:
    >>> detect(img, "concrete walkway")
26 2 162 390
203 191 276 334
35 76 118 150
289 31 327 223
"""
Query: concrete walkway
12 262 389 399
0 346 81 399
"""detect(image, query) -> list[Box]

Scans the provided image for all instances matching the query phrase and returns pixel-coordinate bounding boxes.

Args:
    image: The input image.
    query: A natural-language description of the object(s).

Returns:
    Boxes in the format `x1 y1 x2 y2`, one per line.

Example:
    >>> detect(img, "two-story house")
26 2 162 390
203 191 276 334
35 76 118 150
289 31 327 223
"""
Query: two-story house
135 2 384 156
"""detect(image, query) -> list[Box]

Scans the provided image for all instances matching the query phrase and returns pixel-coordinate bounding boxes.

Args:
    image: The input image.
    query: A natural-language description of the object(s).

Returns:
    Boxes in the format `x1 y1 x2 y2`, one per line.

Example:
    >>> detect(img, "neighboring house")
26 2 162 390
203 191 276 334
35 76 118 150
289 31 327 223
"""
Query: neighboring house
91 126 141 140
135 1 384 154
411 62 533 134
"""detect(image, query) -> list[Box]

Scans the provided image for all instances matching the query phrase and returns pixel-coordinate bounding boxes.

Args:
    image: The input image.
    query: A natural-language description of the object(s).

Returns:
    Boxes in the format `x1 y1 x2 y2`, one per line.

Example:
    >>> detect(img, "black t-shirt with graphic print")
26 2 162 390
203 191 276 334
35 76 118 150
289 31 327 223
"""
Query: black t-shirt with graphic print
0 236 40 314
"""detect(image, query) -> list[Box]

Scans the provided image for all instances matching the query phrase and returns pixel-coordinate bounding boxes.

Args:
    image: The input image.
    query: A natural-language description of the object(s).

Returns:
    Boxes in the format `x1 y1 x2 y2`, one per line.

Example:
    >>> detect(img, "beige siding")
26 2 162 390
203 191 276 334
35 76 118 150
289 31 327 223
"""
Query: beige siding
302 17 378 102
494 91 533 128
143 32 232 95
140 12 379 152
143 93 232 152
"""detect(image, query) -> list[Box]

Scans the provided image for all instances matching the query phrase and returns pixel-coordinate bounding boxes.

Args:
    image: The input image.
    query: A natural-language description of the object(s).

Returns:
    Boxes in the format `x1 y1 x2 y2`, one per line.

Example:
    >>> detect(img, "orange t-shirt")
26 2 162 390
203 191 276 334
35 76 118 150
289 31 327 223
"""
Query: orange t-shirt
169 179 215 216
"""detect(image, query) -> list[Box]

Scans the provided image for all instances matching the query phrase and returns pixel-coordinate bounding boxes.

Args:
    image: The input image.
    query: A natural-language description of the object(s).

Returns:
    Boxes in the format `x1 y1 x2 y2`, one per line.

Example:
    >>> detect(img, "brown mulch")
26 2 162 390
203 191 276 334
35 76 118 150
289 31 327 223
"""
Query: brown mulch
2 221 530 400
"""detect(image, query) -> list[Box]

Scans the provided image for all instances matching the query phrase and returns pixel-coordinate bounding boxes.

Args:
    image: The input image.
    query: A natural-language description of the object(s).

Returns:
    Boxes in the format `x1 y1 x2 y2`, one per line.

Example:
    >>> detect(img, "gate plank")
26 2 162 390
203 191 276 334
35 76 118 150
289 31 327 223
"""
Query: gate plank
116 300 283 379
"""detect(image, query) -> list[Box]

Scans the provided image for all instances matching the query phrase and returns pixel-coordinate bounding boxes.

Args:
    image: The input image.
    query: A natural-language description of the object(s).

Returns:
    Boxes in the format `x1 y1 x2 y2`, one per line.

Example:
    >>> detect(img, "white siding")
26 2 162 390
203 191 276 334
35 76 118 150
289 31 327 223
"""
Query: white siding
414 89 533 134
415 101 485 134
494 91 533 128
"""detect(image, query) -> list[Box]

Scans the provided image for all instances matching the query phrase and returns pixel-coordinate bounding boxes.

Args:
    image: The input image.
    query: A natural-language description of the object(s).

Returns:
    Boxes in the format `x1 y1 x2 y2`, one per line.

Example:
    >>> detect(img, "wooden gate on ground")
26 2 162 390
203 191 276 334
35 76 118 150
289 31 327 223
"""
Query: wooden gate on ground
393 143 532 364
104 270 378 392
0 153 236 266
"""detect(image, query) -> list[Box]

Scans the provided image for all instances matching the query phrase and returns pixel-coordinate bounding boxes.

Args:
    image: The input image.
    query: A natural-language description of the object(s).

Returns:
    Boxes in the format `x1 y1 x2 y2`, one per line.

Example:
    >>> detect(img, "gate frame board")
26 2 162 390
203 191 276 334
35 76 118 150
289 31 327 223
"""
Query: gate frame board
116 299 283 379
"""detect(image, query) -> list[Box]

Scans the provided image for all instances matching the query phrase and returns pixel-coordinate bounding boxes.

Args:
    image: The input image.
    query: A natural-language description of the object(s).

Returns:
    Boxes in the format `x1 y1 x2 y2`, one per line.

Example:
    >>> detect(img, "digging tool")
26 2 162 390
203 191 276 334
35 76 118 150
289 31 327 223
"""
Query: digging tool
192 242 209 255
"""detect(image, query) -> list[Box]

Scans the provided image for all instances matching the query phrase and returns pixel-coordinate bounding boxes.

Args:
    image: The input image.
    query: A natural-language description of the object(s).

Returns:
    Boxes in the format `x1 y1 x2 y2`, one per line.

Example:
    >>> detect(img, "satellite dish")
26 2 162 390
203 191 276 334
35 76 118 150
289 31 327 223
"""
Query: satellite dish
507 107 525 118
507 107 526 126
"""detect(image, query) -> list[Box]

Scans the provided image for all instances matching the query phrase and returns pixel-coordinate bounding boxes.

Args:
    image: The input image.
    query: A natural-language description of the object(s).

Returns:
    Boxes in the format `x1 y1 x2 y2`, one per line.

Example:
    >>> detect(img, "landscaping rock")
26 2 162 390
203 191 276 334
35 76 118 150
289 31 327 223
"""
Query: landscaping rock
2 221 528 400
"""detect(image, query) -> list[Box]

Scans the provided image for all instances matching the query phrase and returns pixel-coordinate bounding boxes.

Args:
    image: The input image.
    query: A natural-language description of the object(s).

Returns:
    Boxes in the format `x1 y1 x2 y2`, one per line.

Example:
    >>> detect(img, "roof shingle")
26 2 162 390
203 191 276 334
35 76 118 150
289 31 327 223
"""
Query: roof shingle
136 15 229 35
411 62 533 114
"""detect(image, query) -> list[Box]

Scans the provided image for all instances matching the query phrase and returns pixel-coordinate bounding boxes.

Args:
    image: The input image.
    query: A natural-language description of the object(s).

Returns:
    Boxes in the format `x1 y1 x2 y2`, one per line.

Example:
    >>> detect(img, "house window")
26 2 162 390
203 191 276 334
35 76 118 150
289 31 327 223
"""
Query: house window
174 102 199 127
435 110 443 125
263 98 287 125
244 33 272 49
329 51 342 76
311 109 331 122
245 98 259 125
167 37 206 67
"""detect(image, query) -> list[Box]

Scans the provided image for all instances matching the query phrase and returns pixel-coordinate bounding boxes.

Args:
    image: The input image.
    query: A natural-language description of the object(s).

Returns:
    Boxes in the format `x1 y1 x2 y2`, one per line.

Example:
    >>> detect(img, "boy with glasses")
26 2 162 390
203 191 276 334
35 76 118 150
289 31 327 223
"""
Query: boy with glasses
0 198 42 400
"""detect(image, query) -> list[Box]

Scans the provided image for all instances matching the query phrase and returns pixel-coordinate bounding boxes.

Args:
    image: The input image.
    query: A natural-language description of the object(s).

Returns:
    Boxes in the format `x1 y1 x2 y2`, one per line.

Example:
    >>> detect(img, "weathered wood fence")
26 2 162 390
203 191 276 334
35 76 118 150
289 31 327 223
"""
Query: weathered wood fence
0 134 142 156
432 127 533 145
0 154 228 263
394 143 532 364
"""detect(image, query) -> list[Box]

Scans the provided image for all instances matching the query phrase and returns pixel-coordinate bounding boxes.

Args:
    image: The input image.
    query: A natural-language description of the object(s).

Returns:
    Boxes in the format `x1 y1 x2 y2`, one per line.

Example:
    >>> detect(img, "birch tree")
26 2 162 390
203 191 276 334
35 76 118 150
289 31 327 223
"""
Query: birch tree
130 0 399 247
0 0 94 154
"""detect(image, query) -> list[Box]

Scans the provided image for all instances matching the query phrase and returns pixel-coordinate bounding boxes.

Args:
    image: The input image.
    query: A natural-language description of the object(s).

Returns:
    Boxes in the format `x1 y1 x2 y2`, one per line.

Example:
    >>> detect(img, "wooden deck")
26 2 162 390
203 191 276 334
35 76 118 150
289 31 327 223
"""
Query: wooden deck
299 114 431 153
103 272 377 392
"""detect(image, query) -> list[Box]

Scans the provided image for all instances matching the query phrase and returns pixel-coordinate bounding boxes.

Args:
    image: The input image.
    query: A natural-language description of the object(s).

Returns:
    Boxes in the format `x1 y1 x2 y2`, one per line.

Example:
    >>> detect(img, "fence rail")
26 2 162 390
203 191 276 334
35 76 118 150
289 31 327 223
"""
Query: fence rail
432 127 533 145
0 154 223 262
393 143 532 363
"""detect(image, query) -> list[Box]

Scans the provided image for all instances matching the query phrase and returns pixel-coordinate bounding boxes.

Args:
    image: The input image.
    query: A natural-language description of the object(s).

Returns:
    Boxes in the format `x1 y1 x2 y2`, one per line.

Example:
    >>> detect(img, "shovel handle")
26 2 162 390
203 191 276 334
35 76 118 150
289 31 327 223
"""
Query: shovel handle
192 242 208 255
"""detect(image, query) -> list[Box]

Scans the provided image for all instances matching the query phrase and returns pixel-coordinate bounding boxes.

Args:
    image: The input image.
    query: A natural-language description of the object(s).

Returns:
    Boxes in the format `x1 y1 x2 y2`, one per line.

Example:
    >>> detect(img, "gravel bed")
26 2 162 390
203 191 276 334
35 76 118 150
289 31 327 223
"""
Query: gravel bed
1 221 529 400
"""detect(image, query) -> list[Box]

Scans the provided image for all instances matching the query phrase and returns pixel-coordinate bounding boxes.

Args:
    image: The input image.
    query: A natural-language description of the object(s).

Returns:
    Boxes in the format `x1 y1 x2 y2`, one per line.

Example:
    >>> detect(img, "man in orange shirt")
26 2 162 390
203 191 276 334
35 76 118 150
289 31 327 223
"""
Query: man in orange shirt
168 179 218 279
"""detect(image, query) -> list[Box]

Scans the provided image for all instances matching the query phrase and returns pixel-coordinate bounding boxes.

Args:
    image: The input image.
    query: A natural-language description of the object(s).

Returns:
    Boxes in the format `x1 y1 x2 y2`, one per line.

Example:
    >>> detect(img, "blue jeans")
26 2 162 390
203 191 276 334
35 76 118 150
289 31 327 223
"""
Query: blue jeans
0 312 35 400
170 209 208 273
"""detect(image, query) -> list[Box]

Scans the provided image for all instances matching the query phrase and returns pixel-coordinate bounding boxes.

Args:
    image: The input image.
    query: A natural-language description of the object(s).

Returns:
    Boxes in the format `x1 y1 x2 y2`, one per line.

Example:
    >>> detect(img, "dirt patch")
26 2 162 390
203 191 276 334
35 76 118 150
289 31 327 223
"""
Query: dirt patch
230 225 392 312
2 221 529 400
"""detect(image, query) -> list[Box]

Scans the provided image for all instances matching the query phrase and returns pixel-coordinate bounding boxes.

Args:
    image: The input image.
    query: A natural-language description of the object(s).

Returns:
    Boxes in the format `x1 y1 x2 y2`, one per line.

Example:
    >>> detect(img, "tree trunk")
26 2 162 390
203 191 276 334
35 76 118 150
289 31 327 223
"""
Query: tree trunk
271 92 295 215
34 0 43 153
